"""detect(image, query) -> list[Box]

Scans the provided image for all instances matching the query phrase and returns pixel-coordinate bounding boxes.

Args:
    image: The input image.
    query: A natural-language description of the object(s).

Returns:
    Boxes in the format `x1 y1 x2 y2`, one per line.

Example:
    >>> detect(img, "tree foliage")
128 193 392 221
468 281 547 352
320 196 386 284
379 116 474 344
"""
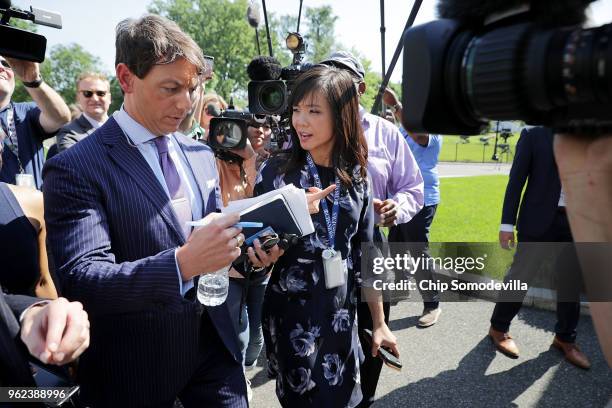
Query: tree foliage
40 44 104 105
10 1 400 116
149 0 258 102
303 6 338 63
12 43 104 106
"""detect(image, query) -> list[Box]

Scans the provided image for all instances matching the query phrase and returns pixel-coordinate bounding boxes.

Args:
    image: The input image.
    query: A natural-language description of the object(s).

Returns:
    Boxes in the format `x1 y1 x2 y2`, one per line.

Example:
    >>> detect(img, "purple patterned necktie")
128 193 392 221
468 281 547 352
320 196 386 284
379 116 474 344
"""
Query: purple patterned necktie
153 136 184 199
153 136 192 238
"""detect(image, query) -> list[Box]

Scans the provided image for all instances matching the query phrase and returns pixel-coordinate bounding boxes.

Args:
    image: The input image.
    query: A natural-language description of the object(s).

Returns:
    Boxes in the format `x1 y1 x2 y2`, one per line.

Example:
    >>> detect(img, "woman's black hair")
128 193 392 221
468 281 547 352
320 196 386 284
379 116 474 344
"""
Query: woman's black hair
281 65 368 187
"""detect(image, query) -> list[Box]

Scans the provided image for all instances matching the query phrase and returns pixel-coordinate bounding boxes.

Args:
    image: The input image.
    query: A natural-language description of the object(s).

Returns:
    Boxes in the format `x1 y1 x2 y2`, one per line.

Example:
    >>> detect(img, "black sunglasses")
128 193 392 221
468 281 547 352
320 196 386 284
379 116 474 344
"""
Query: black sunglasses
0 60 12 70
80 90 107 98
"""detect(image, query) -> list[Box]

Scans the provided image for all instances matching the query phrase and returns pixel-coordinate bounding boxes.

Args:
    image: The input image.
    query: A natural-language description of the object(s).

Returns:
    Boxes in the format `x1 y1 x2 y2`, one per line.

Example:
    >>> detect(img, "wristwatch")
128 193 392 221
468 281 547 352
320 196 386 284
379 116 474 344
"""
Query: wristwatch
23 75 43 88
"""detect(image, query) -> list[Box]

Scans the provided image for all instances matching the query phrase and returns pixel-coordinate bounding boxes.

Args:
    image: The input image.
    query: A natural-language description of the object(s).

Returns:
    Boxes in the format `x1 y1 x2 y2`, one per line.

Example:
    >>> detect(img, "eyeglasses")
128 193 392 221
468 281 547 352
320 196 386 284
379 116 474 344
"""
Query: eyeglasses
80 90 107 98
0 60 12 70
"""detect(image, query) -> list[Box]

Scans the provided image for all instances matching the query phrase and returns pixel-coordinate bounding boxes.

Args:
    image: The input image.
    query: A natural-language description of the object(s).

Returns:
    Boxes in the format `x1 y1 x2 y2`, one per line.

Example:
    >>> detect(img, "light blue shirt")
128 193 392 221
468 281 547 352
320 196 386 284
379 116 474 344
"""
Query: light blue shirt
113 107 200 295
401 128 442 206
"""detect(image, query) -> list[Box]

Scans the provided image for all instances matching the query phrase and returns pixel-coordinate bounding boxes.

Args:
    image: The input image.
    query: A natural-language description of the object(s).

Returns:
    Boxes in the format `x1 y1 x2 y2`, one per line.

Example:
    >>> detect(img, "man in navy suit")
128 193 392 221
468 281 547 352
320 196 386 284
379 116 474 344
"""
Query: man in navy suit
488 126 590 369
43 15 280 407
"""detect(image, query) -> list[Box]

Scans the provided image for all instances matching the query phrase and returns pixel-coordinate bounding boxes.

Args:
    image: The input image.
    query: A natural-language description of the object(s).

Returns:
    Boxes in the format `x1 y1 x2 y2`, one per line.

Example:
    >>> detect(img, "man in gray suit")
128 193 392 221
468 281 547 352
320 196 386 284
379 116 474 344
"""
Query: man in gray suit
56 72 111 152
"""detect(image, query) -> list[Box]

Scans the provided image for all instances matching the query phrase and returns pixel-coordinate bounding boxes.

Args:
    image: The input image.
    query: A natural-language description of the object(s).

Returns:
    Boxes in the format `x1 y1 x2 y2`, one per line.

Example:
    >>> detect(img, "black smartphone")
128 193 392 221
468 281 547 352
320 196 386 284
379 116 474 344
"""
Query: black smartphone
362 328 402 371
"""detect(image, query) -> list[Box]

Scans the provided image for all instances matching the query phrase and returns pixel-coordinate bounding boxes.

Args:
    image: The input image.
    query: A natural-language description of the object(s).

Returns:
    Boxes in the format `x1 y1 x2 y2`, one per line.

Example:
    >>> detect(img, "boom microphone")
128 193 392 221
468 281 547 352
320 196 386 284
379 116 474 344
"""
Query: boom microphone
247 56 282 81
246 1 262 28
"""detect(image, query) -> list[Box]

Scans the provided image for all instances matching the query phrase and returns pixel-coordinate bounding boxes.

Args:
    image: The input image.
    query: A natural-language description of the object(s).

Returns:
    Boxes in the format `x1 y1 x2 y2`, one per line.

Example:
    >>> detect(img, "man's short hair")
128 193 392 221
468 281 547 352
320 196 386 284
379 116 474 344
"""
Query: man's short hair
76 72 109 90
115 14 205 79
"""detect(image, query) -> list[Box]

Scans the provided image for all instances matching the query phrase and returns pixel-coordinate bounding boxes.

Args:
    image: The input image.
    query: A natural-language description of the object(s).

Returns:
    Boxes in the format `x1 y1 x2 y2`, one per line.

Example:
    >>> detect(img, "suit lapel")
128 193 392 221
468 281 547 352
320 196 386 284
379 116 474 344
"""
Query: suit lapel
77 114 96 136
102 119 185 244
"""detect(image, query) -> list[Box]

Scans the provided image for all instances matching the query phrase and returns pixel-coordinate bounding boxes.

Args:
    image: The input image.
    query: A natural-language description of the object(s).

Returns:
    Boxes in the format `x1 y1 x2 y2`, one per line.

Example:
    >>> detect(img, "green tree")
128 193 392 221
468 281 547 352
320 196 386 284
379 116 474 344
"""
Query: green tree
267 12 296 67
11 43 104 106
303 6 338 63
108 77 124 115
39 44 104 106
150 0 258 102
349 48 402 113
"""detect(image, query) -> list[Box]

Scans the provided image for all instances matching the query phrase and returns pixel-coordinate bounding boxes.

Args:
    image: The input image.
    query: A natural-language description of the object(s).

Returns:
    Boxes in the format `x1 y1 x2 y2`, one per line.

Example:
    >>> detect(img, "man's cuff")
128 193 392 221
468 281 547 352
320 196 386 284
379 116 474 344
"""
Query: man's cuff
500 224 515 233
19 301 50 324
174 249 194 296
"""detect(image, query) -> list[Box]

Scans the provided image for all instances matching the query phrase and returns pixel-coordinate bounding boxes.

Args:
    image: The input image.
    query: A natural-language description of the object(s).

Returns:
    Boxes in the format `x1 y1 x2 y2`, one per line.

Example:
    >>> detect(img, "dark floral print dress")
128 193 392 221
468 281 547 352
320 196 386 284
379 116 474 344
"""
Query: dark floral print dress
256 157 375 408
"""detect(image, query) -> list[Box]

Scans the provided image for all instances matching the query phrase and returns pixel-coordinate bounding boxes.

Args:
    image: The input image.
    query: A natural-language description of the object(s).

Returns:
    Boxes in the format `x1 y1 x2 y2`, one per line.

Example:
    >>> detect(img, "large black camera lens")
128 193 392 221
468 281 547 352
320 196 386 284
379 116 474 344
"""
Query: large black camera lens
260 83 285 112
459 22 612 132
403 19 612 134
208 118 247 151
248 80 288 115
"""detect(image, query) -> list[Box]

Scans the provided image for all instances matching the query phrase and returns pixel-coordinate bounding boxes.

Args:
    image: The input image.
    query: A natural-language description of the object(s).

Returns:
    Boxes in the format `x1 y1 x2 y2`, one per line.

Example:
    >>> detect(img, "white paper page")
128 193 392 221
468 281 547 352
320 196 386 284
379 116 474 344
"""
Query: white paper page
222 184 314 235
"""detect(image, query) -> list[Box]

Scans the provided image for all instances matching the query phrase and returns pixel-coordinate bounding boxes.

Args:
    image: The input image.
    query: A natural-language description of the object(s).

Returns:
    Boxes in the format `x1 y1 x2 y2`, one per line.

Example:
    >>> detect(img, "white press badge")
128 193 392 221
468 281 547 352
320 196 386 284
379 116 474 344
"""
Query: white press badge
306 153 346 290
15 173 35 188
323 249 346 289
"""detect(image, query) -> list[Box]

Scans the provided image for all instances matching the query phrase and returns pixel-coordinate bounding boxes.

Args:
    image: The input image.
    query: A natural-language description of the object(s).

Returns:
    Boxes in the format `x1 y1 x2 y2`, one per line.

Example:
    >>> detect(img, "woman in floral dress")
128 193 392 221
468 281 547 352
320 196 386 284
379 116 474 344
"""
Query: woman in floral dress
255 65 398 407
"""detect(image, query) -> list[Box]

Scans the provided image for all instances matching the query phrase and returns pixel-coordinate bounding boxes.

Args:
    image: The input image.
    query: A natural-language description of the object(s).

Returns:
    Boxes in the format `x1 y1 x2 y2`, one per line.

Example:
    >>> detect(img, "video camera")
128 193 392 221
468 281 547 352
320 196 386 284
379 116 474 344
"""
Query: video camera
401 0 611 135
0 0 62 62
247 32 313 115
207 107 266 162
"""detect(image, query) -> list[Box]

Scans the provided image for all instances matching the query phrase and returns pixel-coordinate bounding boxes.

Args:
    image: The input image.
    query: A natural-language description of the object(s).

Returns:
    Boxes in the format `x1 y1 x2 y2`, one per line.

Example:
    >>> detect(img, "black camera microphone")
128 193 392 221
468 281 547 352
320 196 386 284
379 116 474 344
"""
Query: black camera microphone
247 56 282 81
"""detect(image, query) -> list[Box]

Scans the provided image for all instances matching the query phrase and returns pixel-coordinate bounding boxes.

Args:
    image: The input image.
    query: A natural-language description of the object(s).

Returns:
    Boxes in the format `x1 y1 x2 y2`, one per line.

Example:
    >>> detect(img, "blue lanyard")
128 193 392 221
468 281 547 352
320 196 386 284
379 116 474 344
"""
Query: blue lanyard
306 153 340 249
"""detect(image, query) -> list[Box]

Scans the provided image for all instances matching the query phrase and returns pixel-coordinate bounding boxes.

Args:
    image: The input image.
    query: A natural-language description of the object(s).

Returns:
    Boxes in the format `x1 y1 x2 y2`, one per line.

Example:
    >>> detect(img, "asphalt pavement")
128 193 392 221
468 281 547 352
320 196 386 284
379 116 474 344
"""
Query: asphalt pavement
248 300 612 408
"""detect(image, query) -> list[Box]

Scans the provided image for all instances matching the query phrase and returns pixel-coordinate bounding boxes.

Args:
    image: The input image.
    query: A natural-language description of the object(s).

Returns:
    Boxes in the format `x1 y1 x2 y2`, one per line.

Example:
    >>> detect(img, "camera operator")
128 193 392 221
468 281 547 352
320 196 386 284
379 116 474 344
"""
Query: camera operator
0 55 71 189
199 93 228 139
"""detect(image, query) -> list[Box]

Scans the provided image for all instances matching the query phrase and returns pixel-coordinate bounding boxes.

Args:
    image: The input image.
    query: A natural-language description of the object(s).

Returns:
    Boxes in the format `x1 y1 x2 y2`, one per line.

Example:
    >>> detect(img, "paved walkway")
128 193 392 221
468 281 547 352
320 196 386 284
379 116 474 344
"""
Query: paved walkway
438 162 511 178
248 301 612 408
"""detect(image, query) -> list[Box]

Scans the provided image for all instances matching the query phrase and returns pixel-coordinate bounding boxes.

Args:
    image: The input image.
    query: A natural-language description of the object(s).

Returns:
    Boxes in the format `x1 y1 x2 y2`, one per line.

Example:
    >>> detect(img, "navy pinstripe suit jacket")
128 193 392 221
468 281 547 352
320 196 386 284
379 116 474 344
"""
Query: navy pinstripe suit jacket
42 118 242 406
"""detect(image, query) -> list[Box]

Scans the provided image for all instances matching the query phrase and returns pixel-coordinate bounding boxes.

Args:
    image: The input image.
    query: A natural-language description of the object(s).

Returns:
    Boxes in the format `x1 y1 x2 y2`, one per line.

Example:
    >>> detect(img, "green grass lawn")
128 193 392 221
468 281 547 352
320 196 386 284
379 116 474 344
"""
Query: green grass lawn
439 134 519 163
428 175 514 279
430 175 508 242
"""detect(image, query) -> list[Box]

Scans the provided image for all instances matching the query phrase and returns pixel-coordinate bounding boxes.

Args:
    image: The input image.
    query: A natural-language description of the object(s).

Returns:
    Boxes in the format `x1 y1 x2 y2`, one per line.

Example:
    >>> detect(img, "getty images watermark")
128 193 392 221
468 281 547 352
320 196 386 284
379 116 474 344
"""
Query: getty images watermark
359 242 598 303
370 251 527 293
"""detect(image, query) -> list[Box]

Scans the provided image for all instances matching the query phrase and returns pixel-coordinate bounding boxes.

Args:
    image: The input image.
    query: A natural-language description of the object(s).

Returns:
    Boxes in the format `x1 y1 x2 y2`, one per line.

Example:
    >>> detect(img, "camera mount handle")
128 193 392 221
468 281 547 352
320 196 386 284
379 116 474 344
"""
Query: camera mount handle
261 0 273 57
0 5 30 26
371 0 423 116
297 0 303 33
0 3 61 29
380 0 386 80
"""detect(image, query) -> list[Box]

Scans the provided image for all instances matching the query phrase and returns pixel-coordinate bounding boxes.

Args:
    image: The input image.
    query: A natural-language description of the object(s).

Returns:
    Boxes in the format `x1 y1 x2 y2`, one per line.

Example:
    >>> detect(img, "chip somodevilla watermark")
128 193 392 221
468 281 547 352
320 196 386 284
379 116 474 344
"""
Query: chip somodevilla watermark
369 253 528 293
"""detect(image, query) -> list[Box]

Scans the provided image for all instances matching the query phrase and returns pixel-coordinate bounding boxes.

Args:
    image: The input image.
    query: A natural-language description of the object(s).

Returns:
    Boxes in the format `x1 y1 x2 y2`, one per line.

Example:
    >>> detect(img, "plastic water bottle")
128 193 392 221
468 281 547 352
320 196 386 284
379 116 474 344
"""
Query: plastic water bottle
197 265 230 306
